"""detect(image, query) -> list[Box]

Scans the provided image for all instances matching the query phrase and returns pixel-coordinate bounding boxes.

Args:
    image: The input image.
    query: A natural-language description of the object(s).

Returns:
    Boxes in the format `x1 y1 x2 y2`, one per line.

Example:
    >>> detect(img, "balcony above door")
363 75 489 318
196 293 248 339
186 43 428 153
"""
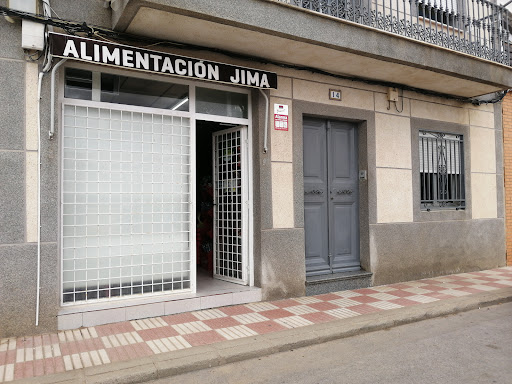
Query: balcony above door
111 0 512 98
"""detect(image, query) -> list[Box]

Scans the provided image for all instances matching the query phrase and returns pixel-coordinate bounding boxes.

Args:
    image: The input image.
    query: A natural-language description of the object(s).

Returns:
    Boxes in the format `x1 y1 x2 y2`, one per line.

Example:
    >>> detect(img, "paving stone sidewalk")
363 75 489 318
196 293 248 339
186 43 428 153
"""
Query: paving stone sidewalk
1 267 512 383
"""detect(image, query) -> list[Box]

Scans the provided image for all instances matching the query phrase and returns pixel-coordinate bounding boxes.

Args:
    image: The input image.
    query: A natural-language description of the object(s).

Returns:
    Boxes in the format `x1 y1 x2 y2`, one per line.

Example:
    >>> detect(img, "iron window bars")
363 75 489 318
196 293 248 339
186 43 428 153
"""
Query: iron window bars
419 130 465 210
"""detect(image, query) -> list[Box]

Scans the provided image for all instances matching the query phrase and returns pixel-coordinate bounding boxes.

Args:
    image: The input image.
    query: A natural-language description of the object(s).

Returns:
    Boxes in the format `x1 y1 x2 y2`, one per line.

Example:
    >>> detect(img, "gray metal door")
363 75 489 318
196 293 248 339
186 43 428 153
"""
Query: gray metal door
304 118 360 276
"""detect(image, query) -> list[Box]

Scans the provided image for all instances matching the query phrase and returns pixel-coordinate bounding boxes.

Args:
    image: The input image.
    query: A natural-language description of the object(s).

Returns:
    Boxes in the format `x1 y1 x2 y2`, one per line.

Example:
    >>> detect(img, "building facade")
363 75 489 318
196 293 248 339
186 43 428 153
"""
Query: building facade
0 0 510 338
503 92 512 267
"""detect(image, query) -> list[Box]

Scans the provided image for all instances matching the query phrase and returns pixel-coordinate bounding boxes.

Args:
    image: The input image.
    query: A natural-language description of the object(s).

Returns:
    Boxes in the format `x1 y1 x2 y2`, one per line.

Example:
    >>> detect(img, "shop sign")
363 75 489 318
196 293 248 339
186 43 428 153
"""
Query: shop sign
49 32 277 89
274 104 289 131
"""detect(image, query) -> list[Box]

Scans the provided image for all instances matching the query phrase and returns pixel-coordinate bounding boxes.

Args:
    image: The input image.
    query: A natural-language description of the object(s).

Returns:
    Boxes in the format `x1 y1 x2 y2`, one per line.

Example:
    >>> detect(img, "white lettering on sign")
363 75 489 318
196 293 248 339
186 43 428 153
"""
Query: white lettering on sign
51 33 278 89
62 39 79 58
274 104 289 131
230 69 270 88
161 57 175 74
103 46 120 65
136 52 150 70
123 49 134 68
80 42 92 60
150 54 161 71
208 64 219 81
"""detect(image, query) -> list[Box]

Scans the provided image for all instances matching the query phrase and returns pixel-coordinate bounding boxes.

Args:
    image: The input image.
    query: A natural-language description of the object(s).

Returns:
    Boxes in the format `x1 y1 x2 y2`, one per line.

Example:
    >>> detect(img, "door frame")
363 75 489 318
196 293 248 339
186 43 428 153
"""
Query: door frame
58 61 255 307
293 102 373 282
303 117 361 276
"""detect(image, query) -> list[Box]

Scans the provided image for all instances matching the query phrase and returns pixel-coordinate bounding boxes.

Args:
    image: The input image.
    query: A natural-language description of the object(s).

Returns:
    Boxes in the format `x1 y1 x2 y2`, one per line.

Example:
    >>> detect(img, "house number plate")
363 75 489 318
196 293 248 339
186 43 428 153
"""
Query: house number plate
329 89 342 101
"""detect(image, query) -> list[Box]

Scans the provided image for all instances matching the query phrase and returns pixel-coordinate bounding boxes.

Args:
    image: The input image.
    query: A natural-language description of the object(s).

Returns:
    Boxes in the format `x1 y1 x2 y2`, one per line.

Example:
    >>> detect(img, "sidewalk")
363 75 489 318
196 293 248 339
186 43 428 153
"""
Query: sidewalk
2 267 512 384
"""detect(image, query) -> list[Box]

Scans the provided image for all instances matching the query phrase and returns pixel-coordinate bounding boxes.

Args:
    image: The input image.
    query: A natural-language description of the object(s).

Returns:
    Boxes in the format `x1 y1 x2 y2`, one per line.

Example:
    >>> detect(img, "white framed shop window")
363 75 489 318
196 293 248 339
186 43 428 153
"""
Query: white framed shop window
59 63 253 306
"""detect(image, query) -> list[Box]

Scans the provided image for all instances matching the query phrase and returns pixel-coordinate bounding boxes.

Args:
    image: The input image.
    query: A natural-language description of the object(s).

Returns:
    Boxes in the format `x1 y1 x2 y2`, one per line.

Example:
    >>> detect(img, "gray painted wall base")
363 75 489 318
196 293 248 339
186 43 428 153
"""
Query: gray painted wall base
305 270 373 296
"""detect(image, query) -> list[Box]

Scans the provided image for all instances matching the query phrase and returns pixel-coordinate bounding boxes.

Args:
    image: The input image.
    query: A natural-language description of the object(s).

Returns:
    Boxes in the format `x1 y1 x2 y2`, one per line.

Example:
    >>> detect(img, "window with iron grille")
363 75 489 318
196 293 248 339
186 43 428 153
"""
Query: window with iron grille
419 131 465 210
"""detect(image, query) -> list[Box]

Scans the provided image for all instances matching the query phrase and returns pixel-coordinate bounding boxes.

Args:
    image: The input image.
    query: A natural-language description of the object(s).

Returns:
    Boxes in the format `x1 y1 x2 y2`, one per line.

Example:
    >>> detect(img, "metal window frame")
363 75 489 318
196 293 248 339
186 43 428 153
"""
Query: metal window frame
212 126 250 285
419 130 465 211
58 62 254 306
61 103 195 304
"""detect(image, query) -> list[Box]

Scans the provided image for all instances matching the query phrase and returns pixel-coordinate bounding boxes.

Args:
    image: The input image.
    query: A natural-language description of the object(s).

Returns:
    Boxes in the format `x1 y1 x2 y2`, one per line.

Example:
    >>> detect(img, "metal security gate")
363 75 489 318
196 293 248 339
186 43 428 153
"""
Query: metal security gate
212 126 248 284
303 118 360 277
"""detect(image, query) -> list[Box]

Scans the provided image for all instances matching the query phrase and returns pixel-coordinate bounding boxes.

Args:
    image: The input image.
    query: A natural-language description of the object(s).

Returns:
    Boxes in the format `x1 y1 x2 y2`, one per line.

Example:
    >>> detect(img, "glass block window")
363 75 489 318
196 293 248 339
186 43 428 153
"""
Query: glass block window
62 105 191 303
419 131 465 210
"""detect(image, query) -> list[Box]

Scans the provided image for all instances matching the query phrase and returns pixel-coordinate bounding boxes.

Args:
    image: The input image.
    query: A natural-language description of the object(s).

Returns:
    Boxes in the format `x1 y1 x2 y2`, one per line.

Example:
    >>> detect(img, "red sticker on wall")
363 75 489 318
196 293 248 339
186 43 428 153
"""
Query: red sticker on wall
274 104 289 131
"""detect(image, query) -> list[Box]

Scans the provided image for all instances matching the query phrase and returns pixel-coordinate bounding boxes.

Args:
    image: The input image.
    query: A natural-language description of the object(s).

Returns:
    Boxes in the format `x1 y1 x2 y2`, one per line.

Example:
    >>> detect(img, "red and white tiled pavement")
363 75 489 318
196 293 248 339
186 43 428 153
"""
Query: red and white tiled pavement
1 267 512 382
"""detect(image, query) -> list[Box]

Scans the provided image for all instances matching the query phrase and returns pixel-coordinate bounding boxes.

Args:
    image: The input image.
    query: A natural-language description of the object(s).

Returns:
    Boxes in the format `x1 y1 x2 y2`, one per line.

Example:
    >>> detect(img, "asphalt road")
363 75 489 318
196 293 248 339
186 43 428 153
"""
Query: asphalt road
149 302 512 384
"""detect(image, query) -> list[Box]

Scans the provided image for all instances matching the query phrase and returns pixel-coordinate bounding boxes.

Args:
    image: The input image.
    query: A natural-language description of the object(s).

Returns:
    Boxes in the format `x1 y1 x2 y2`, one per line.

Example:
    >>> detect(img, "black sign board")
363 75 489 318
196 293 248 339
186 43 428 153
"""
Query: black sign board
49 32 277 89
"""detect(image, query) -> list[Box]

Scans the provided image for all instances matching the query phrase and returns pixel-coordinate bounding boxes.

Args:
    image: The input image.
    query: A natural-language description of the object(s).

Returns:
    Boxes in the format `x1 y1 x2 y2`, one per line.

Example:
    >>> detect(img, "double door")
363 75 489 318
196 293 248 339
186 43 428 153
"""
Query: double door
303 118 360 276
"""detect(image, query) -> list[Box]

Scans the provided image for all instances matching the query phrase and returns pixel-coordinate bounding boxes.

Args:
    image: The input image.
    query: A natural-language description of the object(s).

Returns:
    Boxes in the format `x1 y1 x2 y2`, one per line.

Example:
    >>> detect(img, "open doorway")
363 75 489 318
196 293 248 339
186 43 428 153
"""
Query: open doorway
196 121 223 279
195 120 249 291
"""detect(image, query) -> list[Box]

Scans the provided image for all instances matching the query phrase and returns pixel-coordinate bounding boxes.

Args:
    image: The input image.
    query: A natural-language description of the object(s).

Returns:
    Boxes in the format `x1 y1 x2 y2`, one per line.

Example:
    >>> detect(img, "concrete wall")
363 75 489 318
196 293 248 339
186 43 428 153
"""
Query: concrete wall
0 0 112 338
284 71 503 287
49 0 112 28
255 79 306 301
278 69 505 286
0 3 39 338
0 15 52 338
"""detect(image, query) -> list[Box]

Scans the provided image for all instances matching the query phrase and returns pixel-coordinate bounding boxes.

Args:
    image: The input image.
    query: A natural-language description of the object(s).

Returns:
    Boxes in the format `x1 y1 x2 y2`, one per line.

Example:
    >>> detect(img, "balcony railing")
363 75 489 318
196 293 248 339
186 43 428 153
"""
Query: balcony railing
278 0 511 65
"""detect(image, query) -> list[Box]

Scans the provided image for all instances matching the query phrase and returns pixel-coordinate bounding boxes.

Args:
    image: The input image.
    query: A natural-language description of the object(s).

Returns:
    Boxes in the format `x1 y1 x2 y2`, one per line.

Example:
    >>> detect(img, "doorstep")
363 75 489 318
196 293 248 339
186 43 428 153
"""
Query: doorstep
57 281 261 331
305 270 373 295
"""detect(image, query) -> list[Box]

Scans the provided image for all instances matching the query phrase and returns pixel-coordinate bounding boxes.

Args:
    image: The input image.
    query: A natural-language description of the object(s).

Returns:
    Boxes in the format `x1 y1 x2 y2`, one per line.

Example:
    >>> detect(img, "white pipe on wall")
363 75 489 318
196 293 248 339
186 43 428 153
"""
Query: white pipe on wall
36 0 53 327
35 71 43 326
41 0 51 14
49 58 67 140
259 89 269 153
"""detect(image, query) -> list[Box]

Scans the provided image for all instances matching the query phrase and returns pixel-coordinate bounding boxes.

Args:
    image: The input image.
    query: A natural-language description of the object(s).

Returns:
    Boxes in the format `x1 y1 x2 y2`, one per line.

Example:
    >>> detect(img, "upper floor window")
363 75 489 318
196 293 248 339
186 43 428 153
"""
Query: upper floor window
419 131 465 210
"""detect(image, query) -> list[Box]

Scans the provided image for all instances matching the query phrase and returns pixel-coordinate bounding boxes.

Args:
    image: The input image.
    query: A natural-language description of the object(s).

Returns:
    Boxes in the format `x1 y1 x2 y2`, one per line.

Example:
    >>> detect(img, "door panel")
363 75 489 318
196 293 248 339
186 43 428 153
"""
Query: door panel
328 122 360 270
331 128 352 179
213 126 248 284
331 202 359 271
303 119 330 275
332 204 352 256
304 203 329 274
303 124 326 183
304 118 360 276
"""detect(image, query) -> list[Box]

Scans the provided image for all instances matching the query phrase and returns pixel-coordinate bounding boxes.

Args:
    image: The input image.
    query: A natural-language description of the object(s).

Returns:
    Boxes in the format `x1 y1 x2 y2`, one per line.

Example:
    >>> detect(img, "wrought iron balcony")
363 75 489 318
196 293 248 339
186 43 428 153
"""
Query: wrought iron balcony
278 0 511 66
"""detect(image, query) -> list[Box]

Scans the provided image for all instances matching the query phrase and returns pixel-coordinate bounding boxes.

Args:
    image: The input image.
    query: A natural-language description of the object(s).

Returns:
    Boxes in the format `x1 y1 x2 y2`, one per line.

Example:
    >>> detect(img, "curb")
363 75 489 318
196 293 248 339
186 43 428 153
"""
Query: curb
15 287 512 384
